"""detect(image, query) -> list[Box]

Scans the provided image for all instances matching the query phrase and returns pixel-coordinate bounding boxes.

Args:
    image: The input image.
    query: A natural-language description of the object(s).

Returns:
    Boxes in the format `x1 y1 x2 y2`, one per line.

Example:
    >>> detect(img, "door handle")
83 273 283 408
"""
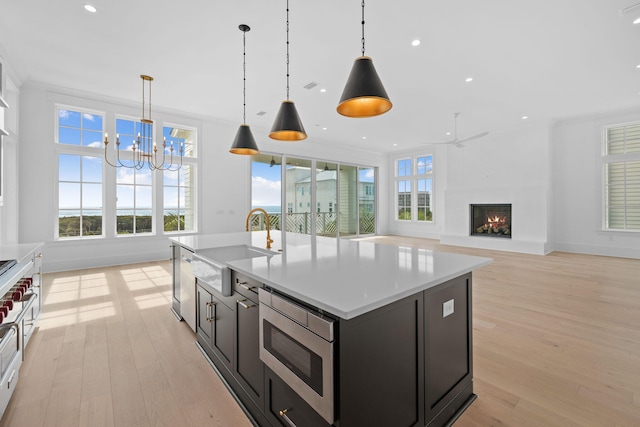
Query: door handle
237 299 257 309
279 409 297 427
206 301 216 322
237 281 256 291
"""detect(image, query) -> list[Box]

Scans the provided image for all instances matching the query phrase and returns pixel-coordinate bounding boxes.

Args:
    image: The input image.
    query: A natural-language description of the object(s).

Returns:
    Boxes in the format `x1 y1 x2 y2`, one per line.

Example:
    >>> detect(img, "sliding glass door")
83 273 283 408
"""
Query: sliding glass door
251 155 376 238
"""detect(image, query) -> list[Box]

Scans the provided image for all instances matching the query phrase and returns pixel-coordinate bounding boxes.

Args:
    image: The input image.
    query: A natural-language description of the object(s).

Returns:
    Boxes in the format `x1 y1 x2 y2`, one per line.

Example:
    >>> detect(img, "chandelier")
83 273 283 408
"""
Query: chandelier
104 75 183 170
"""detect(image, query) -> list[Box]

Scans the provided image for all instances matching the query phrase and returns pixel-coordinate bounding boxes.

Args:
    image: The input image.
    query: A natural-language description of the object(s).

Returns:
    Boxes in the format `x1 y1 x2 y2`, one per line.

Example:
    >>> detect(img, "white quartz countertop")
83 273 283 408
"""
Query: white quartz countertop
0 243 43 263
170 232 492 319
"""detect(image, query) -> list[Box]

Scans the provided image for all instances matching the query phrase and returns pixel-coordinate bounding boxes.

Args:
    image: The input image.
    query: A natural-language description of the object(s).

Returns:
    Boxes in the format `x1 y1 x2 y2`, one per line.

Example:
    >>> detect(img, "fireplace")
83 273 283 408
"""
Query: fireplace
470 204 512 238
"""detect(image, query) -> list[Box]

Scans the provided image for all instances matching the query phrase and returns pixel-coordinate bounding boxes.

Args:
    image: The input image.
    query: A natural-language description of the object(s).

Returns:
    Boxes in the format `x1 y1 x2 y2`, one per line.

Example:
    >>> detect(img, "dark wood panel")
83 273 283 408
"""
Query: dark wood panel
338 294 424 427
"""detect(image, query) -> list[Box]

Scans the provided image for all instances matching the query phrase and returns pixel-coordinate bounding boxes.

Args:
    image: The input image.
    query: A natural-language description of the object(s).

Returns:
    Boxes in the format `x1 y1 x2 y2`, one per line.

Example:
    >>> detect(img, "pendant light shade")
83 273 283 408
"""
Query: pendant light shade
337 1 392 118
230 24 260 155
269 100 307 141
337 56 392 118
230 124 259 155
270 0 307 141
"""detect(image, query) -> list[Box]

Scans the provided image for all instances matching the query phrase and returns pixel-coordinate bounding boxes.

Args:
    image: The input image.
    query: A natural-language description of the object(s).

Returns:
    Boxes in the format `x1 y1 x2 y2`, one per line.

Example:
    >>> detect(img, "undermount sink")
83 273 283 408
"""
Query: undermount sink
191 245 280 297
197 244 279 263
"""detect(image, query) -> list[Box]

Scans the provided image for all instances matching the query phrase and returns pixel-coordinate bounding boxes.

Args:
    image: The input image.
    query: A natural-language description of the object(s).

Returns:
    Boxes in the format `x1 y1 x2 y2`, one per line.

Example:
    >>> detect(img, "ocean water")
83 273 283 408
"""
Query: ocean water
60 207 281 217
59 209 156 217
253 206 281 214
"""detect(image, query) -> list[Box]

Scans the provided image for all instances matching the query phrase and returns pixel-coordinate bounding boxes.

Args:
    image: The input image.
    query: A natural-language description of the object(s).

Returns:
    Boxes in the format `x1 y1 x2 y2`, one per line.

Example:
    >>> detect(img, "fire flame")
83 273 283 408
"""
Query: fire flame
486 216 506 228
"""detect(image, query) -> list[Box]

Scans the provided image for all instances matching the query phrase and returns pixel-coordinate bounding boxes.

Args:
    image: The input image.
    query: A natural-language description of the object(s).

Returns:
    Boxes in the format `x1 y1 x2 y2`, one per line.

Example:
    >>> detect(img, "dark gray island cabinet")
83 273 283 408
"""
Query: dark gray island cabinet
171 232 490 427
197 270 474 427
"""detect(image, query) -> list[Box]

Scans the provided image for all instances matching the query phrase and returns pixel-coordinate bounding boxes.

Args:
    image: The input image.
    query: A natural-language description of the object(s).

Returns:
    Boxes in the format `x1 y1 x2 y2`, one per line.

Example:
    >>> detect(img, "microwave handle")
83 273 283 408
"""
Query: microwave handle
279 409 297 427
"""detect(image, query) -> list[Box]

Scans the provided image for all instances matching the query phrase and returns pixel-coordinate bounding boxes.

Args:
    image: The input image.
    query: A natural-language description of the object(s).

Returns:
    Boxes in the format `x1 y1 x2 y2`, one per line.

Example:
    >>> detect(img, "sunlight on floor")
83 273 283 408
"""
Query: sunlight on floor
41 262 173 328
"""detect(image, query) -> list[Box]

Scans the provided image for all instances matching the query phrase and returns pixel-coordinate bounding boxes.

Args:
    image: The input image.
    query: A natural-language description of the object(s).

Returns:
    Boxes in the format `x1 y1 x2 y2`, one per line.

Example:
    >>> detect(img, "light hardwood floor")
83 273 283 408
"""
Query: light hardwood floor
1 236 639 426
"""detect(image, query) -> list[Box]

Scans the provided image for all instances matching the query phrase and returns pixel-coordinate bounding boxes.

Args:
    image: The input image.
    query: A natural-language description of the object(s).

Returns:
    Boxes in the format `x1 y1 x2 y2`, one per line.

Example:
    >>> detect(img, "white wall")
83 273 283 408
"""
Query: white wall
551 109 640 258
16 82 387 272
0 50 19 247
388 122 552 255
441 122 551 254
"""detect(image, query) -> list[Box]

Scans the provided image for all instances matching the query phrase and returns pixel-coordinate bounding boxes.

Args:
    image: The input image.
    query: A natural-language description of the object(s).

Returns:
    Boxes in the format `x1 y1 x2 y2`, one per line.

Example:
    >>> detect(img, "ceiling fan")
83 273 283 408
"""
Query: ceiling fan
434 113 489 148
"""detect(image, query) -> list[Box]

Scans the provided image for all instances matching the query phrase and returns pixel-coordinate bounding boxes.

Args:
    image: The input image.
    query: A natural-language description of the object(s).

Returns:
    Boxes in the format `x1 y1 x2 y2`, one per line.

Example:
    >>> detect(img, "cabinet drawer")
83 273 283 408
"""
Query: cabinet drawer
265 368 331 427
232 271 261 301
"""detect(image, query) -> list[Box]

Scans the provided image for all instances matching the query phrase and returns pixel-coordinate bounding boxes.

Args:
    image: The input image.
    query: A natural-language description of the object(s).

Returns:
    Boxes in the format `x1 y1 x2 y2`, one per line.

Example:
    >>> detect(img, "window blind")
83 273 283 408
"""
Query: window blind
604 123 640 230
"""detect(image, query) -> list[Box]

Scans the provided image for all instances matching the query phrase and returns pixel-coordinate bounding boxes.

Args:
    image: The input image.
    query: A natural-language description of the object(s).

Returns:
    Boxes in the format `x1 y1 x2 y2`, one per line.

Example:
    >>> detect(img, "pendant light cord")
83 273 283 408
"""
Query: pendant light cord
286 0 290 100
361 0 366 56
243 28 247 124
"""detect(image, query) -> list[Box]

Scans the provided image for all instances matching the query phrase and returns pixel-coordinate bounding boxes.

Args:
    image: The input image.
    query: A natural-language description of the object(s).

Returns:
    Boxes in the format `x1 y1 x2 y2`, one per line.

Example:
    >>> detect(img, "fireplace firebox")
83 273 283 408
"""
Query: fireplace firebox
470 204 512 238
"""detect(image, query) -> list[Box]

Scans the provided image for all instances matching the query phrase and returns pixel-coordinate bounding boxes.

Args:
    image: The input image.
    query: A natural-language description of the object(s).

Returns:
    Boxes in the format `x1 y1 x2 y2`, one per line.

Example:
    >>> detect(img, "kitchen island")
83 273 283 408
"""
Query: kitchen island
171 231 491 427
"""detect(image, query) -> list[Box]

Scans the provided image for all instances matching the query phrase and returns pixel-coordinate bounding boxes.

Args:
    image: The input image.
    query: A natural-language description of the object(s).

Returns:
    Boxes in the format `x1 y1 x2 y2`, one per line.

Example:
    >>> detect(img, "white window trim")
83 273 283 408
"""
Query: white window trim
601 122 640 232
54 104 106 240
55 104 200 240
394 154 434 223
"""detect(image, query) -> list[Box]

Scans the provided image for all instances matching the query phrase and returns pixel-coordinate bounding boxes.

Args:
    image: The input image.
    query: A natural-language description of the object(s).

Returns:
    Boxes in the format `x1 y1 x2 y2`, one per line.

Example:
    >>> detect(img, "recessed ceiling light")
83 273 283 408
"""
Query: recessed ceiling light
393 143 398 146
636 64 640 69
465 77 473 83
362 136 367 140
634 17 640 24
320 88 326 93
411 39 421 47
322 127 327 130
522 115 529 120
84 4 97 13
446 132 451 136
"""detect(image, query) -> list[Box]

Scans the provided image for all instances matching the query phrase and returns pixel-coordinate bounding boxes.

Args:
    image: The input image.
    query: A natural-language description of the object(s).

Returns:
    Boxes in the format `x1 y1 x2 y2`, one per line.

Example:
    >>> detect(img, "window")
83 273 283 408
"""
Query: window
163 125 196 232
116 166 152 235
58 108 103 147
395 155 433 222
58 154 103 237
115 118 153 235
603 123 640 230
416 156 433 221
358 167 376 234
56 107 105 238
55 105 198 239
250 155 376 237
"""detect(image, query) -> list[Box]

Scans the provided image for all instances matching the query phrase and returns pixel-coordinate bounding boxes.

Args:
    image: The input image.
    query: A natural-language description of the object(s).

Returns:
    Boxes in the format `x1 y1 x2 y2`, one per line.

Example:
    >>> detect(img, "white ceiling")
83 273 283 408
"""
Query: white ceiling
2 0 640 154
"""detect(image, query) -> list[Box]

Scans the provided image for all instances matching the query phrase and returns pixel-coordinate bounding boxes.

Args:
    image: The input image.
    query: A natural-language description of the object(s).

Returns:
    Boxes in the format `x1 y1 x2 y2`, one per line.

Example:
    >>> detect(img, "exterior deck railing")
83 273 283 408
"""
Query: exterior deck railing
247 212 375 236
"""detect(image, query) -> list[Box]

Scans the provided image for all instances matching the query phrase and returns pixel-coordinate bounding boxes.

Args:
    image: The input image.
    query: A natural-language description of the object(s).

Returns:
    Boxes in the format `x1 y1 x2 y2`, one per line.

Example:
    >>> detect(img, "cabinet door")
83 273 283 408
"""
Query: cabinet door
339 293 423 427
211 294 234 370
234 293 263 410
424 273 473 423
196 285 213 345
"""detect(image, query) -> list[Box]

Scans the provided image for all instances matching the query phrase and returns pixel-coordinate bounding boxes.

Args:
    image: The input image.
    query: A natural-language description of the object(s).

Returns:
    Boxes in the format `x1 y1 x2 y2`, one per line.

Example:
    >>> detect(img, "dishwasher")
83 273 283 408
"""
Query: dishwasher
178 247 197 332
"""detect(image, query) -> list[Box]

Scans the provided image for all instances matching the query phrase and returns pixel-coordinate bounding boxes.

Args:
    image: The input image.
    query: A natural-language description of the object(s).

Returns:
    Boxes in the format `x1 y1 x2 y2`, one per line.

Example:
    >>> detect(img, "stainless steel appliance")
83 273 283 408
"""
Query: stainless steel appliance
0 271 37 415
259 288 335 424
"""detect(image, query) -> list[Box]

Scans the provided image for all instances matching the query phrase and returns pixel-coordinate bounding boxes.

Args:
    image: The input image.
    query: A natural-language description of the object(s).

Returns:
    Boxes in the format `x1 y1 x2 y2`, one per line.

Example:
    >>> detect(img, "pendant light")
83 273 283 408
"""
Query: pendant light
269 0 307 141
230 24 260 155
337 0 392 118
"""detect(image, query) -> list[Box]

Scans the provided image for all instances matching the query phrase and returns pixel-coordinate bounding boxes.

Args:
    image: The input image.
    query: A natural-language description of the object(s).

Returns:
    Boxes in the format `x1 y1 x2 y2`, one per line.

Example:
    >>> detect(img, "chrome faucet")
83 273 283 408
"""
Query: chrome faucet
245 208 274 249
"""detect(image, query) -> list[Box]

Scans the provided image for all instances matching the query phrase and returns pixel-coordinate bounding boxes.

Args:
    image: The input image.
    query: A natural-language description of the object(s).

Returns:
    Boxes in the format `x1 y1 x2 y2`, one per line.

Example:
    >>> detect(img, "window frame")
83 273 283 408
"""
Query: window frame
54 103 199 240
601 121 640 232
55 104 106 240
394 154 434 223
